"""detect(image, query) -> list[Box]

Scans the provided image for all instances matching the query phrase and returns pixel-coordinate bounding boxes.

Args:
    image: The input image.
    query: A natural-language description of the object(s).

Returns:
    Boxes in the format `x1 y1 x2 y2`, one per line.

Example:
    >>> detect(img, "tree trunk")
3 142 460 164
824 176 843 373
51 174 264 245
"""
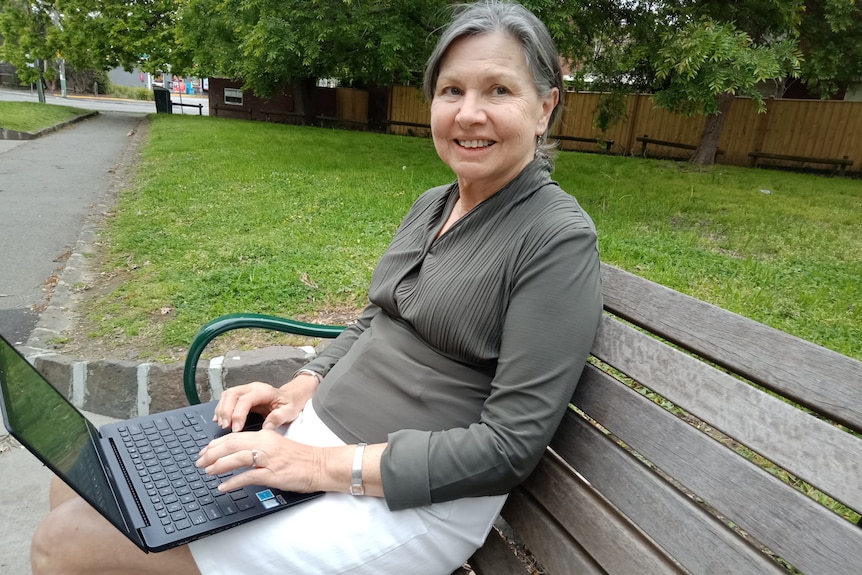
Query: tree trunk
291 77 317 125
690 93 734 166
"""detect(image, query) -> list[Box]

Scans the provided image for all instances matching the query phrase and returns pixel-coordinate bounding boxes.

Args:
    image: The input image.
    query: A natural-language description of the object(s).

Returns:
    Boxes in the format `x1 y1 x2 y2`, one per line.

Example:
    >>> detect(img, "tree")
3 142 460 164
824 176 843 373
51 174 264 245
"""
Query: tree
177 0 448 119
651 17 800 164
0 0 59 102
56 0 187 75
565 0 805 165
1 0 189 98
796 0 862 98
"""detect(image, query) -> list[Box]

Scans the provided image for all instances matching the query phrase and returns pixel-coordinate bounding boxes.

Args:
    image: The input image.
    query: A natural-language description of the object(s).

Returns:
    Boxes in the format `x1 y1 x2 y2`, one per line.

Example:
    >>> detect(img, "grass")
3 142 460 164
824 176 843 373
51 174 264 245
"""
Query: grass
82 114 861 365
109 85 155 101
0 101 91 132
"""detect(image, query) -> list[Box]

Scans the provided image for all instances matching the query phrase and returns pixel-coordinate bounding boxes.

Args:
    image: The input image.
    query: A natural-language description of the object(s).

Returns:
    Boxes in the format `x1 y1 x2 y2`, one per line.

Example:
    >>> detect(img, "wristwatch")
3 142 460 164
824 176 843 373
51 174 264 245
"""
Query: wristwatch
350 443 367 496
294 369 323 385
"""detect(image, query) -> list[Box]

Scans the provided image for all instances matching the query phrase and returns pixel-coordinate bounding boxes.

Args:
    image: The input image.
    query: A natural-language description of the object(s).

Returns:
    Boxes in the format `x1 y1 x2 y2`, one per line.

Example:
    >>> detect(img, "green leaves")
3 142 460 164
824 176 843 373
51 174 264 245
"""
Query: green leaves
179 0 447 93
653 17 800 116
0 0 59 84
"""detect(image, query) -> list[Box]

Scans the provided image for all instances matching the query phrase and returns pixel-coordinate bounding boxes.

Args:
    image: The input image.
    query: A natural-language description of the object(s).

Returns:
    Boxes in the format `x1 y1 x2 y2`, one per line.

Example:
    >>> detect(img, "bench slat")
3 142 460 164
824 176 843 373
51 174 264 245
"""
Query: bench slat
511 453 686 574
591 315 862 515
550 410 789 574
469 524 533 575
600 264 862 432
749 152 853 166
501 490 608 575
573 364 862 575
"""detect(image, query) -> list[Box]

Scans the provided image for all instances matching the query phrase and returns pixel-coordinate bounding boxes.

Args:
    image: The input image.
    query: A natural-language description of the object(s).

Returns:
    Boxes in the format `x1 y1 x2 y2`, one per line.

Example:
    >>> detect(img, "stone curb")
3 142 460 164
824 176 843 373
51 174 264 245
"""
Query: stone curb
22 345 319 420
0 110 100 140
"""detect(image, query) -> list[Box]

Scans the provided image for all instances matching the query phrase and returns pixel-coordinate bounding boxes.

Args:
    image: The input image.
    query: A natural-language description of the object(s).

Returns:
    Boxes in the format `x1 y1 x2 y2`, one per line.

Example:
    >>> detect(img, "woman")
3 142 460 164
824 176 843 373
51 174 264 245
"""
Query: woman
31 2 602 574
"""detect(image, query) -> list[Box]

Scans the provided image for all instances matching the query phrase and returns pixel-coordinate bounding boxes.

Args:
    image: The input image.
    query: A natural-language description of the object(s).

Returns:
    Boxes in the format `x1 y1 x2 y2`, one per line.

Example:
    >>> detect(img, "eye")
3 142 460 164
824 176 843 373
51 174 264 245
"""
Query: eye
493 86 509 96
440 86 462 97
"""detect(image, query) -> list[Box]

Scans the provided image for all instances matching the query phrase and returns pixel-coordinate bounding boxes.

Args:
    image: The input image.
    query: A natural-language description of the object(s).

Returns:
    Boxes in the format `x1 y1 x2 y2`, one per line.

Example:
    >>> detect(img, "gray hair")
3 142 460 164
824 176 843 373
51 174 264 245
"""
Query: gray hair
423 1 564 162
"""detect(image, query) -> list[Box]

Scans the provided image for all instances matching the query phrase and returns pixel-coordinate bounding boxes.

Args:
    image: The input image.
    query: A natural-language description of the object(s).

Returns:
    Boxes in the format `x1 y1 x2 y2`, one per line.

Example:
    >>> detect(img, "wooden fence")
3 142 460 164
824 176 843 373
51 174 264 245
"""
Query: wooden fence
387 86 862 175
207 80 861 175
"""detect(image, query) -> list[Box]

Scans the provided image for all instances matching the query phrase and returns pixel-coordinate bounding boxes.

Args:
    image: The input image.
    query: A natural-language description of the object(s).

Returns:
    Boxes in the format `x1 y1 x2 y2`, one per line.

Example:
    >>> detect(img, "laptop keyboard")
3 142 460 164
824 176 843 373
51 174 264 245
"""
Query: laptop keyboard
118 412 255 534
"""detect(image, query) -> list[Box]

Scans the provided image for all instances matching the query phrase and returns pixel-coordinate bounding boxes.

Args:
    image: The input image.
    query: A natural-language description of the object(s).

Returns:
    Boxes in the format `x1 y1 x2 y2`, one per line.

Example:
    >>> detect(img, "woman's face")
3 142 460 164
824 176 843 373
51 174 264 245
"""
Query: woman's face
430 32 558 197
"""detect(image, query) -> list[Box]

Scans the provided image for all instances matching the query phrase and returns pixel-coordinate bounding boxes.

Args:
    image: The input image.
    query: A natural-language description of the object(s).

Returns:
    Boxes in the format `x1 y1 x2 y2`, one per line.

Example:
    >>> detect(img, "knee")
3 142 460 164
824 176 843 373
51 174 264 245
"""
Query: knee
31 510 63 574
31 502 85 575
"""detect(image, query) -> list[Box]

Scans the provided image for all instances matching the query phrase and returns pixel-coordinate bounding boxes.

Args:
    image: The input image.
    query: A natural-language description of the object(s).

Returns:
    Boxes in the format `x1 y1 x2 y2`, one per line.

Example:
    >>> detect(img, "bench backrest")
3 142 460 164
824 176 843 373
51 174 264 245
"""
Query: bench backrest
472 264 862 575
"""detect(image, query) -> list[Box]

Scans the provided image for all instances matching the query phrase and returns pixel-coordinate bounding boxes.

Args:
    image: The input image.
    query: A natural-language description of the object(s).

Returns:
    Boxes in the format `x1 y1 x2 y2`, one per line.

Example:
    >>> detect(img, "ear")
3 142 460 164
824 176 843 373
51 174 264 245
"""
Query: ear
535 87 560 136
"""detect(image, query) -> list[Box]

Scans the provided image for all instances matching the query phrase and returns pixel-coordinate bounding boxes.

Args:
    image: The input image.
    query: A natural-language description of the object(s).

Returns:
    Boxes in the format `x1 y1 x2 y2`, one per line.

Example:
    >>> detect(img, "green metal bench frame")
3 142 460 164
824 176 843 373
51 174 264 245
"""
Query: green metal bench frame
182 313 344 405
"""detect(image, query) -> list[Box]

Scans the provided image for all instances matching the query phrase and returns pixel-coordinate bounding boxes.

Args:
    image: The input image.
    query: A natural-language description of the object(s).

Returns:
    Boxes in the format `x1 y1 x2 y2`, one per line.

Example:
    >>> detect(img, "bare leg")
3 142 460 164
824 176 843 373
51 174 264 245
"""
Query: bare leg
48 475 79 509
32 485 201 575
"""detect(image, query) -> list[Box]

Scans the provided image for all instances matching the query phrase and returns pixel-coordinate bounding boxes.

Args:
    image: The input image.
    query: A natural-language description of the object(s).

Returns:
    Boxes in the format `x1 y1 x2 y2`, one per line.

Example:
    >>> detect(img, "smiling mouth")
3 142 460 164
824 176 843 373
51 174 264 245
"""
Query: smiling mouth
457 139 495 149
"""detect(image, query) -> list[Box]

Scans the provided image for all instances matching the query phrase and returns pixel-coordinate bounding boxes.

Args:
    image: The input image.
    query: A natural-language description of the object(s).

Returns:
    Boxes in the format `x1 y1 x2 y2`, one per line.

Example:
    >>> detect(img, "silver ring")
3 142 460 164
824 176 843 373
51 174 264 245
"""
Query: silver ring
251 449 259 468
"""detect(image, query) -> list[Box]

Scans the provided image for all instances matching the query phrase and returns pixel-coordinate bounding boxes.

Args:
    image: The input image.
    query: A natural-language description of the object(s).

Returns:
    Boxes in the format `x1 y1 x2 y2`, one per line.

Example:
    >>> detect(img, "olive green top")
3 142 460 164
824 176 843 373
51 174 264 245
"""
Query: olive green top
304 160 602 510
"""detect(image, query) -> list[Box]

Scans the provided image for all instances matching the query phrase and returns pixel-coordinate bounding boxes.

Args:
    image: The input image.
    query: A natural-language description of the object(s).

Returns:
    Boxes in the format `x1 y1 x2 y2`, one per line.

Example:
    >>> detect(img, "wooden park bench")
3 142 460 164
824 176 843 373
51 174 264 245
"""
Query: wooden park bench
183 263 862 575
552 134 614 153
637 135 724 162
748 151 854 176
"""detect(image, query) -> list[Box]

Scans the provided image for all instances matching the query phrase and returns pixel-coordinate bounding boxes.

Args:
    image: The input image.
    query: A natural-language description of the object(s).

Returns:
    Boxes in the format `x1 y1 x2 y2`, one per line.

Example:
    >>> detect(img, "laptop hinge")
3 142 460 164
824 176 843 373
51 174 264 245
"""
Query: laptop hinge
109 437 151 527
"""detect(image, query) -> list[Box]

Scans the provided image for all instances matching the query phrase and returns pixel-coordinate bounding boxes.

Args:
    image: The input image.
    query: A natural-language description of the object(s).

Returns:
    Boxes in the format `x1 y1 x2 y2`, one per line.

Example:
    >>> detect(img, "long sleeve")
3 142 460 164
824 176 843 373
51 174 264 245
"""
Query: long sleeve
299 302 381 376
381 221 602 509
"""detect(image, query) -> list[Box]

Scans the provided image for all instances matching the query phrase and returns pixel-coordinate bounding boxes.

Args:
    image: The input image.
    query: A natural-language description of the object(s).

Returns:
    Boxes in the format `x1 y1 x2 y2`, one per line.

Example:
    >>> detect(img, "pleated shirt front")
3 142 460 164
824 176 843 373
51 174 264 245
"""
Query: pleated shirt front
307 160 603 509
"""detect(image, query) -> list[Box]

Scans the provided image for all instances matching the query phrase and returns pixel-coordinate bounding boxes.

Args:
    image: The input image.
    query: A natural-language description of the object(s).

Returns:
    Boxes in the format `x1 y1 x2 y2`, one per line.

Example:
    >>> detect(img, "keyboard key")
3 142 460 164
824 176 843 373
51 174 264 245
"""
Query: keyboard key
215 495 238 516
189 510 207 525
203 504 222 520
228 489 247 500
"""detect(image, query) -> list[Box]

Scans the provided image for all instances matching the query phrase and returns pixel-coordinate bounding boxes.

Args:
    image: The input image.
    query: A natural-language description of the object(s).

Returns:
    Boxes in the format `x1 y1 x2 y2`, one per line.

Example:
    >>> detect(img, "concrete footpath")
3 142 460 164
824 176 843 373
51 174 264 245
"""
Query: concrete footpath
0 411 117 575
0 110 145 575
0 109 313 574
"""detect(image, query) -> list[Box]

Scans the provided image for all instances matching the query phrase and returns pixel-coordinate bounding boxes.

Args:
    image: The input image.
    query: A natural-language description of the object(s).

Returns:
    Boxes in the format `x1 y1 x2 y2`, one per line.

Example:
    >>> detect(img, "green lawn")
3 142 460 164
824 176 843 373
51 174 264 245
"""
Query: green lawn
83 114 861 362
0 101 91 133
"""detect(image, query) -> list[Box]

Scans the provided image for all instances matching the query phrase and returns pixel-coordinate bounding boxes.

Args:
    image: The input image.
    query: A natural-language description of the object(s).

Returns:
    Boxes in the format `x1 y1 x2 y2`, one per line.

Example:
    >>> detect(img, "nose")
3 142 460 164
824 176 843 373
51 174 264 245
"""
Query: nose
456 91 486 127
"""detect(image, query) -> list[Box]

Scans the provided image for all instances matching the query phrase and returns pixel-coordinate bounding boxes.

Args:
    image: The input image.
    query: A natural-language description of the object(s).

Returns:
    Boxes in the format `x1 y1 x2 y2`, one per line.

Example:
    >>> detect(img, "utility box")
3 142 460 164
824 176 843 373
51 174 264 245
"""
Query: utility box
153 86 172 114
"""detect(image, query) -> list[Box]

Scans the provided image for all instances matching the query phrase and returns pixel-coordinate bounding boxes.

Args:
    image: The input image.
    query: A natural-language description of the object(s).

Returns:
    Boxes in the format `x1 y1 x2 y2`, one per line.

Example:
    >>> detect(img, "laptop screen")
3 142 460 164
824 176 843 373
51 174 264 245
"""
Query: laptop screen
0 337 127 531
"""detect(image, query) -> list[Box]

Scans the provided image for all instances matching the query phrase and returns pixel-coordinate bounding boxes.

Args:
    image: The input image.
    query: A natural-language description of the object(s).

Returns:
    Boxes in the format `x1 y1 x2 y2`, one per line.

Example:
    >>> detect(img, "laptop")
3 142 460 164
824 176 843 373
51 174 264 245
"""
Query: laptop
0 334 321 552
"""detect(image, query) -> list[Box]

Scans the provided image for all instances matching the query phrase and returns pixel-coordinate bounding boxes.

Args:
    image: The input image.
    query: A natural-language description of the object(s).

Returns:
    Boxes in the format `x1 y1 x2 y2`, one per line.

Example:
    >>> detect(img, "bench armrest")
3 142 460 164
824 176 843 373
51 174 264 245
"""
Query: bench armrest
183 313 345 404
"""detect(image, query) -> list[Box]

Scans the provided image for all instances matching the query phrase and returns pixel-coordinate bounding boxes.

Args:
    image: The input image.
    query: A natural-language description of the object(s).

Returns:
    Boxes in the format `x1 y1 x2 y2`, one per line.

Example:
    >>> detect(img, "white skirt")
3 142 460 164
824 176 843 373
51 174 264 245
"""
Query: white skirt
188 399 507 575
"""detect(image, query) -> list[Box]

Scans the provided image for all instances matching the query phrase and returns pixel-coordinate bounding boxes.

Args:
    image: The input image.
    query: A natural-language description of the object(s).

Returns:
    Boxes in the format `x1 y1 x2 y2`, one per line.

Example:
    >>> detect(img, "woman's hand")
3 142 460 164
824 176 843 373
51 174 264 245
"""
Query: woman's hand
196 431 388 497
196 430 323 494
214 374 320 432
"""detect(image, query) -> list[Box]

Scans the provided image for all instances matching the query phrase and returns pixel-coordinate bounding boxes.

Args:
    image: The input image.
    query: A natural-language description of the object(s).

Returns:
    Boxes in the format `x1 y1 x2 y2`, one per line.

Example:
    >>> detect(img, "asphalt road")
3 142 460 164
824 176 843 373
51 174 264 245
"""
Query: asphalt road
0 90 154 344
0 85 209 115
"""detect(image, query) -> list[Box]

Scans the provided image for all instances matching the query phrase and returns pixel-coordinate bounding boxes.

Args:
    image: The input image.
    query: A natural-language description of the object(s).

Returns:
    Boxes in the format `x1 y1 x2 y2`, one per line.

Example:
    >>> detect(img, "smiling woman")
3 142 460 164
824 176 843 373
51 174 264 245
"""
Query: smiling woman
430 32 559 211
29 3 603 575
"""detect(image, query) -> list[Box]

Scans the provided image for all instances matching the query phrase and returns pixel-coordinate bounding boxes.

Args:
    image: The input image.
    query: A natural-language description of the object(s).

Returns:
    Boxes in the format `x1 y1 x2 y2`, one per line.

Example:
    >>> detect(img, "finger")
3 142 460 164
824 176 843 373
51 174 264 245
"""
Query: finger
228 393 259 432
213 386 245 428
196 432 251 467
216 468 271 493
262 404 300 430
214 383 272 431
197 445 256 476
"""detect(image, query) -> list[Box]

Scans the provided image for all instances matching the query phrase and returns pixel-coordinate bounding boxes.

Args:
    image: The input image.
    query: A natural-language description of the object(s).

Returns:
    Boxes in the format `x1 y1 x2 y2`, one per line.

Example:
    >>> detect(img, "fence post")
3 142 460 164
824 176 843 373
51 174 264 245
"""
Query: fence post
752 96 774 154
